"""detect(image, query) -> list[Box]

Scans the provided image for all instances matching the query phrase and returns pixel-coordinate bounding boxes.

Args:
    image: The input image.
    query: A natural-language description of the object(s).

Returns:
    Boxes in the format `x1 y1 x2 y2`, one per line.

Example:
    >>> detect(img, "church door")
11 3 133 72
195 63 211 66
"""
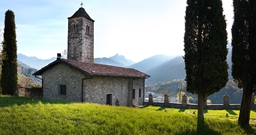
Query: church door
106 94 112 105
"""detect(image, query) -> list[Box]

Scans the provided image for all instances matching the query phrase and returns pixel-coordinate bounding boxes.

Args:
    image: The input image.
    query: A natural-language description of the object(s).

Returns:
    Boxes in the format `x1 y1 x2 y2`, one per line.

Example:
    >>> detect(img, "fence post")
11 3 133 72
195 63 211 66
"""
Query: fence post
149 93 153 105
182 94 187 108
223 94 230 109
164 94 169 104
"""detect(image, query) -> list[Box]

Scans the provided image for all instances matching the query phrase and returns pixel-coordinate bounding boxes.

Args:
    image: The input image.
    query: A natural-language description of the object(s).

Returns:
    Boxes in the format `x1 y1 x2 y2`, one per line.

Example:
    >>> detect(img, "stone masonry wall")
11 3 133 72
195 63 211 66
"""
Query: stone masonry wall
132 78 145 106
84 77 145 106
68 17 94 63
84 77 129 106
42 63 85 102
42 63 146 106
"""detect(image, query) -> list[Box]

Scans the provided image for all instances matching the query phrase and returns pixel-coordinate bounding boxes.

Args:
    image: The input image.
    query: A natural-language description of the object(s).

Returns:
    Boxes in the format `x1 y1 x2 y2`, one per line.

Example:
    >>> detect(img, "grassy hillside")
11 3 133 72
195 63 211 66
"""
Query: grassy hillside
0 96 256 135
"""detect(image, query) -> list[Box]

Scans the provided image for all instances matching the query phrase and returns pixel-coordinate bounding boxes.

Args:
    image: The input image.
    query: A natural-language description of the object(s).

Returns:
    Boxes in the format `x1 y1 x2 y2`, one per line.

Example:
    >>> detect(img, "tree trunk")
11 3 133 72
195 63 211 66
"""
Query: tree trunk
198 92 204 116
238 89 253 126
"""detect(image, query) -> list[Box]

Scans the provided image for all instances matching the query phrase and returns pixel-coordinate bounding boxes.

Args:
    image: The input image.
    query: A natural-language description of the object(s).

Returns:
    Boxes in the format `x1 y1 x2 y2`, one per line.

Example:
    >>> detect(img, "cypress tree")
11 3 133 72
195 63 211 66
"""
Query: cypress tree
232 0 256 126
1 10 18 95
184 0 228 116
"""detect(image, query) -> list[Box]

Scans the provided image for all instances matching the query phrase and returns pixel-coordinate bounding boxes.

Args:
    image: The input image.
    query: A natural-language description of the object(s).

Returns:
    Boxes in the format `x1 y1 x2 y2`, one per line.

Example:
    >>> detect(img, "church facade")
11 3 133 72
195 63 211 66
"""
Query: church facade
33 7 149 106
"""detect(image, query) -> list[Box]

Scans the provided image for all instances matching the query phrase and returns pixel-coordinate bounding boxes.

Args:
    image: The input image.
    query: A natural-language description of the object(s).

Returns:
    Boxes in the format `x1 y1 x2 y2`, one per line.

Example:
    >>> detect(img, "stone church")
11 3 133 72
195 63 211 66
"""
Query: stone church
33 6 150 106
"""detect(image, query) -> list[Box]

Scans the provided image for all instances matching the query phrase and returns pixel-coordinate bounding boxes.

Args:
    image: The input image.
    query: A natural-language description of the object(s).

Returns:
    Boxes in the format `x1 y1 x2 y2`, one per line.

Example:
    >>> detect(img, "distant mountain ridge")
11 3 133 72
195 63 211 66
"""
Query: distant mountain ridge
18 54 55 70
17 53 135 69
144 43 233 84
18 44 233 85
17 60 41 84
129 54 174 72
94 57 124 67
95 54 135 67
145 56 185 84
109 54 135 66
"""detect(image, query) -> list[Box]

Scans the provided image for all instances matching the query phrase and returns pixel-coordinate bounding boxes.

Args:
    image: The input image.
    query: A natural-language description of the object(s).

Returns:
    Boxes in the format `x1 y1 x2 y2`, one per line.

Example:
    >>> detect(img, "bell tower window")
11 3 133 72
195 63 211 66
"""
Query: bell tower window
86 26 90 35
71 19 79 32
73 24 78 32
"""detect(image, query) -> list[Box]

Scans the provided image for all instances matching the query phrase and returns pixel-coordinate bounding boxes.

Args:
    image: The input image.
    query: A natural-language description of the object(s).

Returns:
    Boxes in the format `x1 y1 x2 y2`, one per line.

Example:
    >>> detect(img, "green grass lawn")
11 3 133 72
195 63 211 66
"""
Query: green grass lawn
0 96 256 135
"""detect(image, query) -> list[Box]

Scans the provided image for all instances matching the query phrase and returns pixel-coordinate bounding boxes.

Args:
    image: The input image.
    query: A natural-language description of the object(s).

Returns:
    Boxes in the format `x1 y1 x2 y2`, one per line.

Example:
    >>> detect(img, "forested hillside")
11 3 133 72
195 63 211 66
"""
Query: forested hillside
17 61 41 85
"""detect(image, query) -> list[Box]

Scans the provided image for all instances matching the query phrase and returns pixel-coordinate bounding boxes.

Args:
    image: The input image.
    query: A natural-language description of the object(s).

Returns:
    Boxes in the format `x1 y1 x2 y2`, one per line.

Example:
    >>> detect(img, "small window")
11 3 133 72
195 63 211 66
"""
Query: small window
139 89 141 97
86 26 90 35
73 24 78 32
132 89 135 99
73 25 76 32
59 85 66 95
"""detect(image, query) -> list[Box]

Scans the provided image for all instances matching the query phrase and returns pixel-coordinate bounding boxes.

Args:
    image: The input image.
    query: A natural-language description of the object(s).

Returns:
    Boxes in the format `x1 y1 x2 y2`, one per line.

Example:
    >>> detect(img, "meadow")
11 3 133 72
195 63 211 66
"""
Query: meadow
0 96 256 135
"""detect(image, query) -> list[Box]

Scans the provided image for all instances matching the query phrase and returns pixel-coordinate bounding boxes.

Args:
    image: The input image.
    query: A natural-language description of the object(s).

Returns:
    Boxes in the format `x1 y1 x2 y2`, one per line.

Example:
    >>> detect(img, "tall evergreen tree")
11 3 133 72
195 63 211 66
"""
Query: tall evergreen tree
0 28 3 94
232 0 256 126
1 10 18 95
184 0 228 116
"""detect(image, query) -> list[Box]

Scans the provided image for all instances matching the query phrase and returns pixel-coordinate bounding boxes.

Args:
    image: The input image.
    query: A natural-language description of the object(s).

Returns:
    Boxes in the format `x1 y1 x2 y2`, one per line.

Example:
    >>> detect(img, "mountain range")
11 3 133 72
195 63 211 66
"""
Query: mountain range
17 44 233 85
18 54 56 70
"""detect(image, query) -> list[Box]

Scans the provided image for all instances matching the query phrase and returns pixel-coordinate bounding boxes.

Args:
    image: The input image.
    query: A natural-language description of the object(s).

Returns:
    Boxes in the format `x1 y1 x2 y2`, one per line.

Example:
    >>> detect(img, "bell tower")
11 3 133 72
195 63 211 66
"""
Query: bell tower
67 4 94 63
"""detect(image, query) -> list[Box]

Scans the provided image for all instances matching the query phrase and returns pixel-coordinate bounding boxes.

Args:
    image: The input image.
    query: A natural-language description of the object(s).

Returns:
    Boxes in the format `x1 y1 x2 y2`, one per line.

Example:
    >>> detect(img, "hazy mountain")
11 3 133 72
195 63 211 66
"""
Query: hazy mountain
129 54 174 72
17 60 31 69
17 61 41 84
94 57 124 67
145 44 233 84
18 53 55 70
94 54 135 67
18 53 134 69
145 56 185 84
109 54 135 66
17 44 233 85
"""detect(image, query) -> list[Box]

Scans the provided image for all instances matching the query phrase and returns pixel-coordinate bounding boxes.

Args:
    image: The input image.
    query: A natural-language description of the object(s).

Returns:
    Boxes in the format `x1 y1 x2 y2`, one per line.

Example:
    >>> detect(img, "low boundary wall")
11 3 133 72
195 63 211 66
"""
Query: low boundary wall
144 93 255 110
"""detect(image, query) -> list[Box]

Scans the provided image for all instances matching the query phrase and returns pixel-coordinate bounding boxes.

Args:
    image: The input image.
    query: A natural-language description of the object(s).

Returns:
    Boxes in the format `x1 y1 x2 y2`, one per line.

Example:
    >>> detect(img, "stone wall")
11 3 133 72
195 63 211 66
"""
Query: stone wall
18 87 42 98
68 17 94 63
42 63 145 106
84 77 129 106
132 78 145 106
84 77 145 106
145 94 255 110
42 63 85 102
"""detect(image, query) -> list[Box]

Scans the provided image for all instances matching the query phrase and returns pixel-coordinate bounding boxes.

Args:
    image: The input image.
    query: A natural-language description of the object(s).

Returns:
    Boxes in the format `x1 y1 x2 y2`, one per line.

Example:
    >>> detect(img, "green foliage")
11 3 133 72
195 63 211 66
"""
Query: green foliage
206 99 211 104
232 0 256 126
1 10 17 95
18 73 37 88
177 91 185 103
184 0 228 116
0 97 256 134
184 0 228 97
231 0 256 90
0 69 2 95
188 96 197 103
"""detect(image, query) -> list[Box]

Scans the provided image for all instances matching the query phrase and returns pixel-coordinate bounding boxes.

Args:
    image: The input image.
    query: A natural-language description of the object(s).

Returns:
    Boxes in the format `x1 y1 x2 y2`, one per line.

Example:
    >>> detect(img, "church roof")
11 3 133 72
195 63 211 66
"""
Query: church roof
68 7 94 22
33 59 150 78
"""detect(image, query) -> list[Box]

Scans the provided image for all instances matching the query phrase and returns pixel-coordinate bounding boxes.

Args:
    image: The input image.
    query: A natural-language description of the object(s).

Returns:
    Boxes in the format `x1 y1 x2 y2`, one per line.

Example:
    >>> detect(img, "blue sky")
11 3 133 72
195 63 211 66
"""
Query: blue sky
0 0 233 62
